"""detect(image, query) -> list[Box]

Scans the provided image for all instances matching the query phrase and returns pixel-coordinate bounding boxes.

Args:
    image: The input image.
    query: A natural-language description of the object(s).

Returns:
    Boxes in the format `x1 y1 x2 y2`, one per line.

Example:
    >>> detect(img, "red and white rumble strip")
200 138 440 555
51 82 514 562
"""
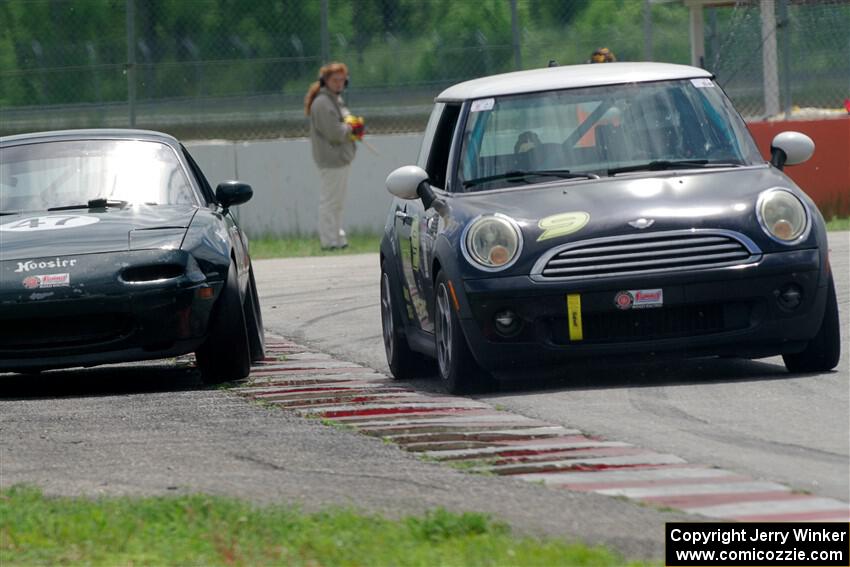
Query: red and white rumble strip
229 337 850 523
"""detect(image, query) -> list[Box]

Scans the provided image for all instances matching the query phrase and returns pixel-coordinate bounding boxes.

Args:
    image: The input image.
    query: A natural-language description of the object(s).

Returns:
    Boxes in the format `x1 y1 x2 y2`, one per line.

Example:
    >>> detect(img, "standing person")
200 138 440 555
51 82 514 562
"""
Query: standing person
588 47 616 63
304 62 363 250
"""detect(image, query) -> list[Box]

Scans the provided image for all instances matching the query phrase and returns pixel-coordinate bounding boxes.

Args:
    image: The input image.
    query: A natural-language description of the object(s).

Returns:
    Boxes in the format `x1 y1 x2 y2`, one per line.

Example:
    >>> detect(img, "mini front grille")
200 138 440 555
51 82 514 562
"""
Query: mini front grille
533 230 760 281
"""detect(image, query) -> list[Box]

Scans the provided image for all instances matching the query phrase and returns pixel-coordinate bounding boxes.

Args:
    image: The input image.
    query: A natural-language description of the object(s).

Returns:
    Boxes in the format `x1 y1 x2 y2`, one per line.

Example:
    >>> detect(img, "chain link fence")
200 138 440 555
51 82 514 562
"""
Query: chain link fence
1 0 848 140
705 0 850 119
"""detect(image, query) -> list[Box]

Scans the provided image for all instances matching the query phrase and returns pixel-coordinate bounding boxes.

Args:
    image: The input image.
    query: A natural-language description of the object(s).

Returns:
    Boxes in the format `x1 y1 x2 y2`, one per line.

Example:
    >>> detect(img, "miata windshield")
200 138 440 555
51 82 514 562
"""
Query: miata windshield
458 79 763 191
0 139 198 212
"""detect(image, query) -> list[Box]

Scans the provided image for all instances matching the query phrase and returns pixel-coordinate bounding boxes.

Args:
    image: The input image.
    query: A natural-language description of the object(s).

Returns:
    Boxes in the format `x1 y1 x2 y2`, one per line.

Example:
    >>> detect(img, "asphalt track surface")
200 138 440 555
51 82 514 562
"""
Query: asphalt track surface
0 232 846 562
253 231 849 504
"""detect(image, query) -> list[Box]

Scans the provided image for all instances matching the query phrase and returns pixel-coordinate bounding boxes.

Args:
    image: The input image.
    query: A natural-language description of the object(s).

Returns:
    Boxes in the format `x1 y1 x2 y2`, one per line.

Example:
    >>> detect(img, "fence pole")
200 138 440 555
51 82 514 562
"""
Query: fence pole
778 0 792 119
510 0 522 70
126 0 136 127
643 0 653 61
320 0 330 63
760 0 779 117
688 4 705 67
708 7 719 70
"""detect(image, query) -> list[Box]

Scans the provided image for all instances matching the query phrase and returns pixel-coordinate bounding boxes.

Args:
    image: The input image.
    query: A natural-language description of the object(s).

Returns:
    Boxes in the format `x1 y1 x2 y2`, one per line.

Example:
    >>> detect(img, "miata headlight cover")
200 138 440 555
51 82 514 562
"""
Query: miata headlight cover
462 213 523 271
757 188 809 244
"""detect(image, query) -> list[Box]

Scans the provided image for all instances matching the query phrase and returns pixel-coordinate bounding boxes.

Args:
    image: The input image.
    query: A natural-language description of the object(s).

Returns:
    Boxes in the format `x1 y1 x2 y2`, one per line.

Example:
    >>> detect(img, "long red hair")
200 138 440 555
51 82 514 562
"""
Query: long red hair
304 62 349 116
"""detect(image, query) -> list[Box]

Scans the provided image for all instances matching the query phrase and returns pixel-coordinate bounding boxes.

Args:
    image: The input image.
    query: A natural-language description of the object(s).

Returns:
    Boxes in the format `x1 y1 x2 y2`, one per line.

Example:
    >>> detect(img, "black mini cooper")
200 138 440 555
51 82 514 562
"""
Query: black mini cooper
379 62 840 393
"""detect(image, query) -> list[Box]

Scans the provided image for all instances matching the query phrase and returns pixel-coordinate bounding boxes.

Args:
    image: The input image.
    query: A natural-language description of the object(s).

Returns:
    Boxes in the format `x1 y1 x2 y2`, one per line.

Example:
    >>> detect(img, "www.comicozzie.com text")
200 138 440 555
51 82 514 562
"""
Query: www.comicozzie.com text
670 526 847 546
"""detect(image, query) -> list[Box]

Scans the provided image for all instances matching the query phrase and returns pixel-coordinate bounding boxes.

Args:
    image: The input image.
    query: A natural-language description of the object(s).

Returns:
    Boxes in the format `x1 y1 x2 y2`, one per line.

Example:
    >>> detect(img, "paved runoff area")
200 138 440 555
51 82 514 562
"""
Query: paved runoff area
237 335 850 523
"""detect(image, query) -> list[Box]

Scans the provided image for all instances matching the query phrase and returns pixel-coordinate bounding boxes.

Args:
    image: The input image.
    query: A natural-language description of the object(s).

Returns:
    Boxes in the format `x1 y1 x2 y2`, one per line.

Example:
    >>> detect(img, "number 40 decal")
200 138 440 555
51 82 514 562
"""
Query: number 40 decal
0 216 100 232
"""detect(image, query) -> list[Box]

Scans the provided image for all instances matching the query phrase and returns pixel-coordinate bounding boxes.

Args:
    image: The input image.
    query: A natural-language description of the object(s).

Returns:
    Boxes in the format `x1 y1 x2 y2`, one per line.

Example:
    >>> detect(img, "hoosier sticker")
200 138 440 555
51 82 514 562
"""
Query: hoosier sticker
15 257 78 273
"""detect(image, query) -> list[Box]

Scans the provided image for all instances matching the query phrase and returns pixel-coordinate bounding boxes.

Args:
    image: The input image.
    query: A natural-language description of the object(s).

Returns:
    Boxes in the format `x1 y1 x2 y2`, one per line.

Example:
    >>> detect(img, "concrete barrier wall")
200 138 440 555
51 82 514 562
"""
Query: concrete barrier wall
186 134 422 236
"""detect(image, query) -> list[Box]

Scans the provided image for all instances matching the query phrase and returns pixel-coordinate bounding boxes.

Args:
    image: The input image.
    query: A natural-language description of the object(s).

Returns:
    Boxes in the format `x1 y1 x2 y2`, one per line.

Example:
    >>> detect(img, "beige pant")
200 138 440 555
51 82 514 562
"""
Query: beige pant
317 165 350 248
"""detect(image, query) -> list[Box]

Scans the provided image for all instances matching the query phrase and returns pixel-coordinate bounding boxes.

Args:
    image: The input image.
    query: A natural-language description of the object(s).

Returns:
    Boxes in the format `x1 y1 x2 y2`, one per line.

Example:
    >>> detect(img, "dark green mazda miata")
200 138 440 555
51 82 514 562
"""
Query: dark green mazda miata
1 129 264 383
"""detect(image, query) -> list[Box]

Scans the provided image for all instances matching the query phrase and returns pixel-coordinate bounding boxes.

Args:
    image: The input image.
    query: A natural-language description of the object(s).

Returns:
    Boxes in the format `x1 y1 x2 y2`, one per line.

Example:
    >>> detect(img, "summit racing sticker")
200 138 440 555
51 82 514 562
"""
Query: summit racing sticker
22 273 71 289
614 289 663 310
0 215 99 232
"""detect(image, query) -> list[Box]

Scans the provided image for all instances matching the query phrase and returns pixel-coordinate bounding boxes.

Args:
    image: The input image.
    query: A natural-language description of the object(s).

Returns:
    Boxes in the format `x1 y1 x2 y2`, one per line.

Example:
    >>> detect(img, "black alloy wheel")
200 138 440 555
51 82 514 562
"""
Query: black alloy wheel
380 261 424 379
196 260 252 384
244 265 266 362
434 270 489 394
783 272 841 373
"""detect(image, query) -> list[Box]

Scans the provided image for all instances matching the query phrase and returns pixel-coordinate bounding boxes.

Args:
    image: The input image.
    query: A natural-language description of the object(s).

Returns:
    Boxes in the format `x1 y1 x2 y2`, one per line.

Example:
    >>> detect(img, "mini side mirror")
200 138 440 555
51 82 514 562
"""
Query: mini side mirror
386 165 438 209
386 165 428 200
770 131 814 170
215 181 253 209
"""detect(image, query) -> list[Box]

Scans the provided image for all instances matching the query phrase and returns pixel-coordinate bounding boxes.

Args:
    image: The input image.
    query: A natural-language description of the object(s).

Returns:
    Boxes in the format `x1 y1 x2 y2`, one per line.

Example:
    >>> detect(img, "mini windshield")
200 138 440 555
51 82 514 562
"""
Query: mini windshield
0 139 198 212
458 79 763 191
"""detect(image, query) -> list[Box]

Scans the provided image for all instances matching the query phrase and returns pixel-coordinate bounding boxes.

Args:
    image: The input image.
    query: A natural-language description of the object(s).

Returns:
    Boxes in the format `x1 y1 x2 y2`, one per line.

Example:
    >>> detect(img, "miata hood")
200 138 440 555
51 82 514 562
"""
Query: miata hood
0 205 197 261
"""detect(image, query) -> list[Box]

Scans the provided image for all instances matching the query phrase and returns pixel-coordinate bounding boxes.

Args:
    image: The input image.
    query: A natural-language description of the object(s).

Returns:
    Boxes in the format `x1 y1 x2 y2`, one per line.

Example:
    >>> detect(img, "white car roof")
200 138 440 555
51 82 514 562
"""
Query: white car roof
436 62 713 102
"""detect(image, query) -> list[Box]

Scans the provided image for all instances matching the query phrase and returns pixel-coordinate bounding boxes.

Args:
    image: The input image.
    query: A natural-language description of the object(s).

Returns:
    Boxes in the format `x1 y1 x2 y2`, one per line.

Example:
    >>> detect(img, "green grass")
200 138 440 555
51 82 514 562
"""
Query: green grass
446 459 499 475
0 486 649 567
826 216 850 231
249 231 381 259
319 418 357 432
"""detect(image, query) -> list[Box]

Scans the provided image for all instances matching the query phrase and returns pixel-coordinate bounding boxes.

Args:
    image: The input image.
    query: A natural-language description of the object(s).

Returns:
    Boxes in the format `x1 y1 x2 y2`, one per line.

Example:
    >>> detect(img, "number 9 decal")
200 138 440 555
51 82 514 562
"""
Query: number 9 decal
537 211 590 242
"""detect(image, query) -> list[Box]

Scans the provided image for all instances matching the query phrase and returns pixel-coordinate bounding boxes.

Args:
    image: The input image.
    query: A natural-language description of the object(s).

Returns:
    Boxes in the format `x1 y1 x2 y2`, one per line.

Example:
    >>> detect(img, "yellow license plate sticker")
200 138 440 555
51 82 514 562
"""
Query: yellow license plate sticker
566 294 583 341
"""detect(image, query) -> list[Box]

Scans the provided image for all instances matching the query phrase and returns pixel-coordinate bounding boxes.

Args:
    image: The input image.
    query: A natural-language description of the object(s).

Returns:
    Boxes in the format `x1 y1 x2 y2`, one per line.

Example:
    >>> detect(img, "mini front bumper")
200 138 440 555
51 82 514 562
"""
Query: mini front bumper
457 248 828 371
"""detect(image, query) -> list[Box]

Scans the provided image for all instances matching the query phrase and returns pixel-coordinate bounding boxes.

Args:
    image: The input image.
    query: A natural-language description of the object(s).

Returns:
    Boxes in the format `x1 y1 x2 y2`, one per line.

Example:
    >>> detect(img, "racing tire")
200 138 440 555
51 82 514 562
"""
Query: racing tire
244 265 266 363
380 261 427 380
434 271 490 394
783 273 841 373
195 260 252 384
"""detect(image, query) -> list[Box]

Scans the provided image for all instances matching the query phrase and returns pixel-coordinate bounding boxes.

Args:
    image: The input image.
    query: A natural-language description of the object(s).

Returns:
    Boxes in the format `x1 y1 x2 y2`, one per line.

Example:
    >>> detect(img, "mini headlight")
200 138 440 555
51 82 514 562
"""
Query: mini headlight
463 214 523 271
757 189 809 244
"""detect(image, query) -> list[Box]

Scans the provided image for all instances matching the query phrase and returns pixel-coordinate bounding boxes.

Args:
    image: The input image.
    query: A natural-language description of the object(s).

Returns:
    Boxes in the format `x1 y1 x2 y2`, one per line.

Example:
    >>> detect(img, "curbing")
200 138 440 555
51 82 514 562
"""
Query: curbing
226 334 850 523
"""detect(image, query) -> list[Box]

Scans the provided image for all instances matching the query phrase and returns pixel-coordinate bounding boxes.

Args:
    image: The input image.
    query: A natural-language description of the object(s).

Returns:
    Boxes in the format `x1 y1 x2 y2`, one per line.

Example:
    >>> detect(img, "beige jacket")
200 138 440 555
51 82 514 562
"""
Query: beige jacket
310 88 356 169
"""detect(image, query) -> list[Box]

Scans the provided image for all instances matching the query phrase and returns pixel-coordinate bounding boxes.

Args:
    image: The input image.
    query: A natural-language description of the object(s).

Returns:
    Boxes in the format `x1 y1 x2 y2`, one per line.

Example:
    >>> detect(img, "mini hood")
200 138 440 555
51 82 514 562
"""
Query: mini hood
449 166 804 259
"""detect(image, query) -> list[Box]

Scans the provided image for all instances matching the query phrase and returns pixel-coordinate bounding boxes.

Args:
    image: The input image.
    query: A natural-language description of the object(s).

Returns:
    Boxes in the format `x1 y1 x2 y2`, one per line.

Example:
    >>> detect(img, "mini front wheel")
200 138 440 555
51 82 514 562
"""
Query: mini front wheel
434 271 490 394
783 273 841 373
